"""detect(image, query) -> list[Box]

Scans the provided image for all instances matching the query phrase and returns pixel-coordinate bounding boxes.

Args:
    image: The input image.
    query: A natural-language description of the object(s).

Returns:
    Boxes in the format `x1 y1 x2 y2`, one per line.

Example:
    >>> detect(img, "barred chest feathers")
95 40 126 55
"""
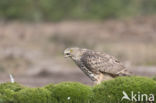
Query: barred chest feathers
73 59 97 81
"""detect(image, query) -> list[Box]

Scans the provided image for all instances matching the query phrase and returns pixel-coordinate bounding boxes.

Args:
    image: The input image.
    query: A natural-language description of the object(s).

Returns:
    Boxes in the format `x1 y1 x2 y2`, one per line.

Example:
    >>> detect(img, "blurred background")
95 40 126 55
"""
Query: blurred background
0 0 156 87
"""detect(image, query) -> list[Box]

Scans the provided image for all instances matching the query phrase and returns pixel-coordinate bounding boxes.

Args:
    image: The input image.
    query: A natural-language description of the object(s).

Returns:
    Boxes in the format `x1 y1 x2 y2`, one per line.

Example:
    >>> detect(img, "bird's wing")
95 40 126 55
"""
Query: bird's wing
81 51 126 77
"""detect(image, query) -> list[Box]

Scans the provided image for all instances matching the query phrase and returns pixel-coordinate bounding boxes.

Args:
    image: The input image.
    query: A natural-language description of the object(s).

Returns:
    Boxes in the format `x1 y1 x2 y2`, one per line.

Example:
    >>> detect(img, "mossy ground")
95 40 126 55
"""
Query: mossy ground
14 88 55 103
93 76 156 103
0 76 156 103
153 76 156 81
0 82 25 103
46 82 93 103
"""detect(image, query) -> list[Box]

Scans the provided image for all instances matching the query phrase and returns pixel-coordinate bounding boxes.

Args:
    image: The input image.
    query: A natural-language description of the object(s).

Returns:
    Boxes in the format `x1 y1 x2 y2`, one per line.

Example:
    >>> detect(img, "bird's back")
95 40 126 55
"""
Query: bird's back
80 49 130 77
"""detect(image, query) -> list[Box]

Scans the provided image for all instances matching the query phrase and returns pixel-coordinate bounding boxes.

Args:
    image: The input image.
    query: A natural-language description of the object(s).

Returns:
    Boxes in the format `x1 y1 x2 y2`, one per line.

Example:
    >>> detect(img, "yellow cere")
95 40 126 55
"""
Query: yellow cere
70 49 73 53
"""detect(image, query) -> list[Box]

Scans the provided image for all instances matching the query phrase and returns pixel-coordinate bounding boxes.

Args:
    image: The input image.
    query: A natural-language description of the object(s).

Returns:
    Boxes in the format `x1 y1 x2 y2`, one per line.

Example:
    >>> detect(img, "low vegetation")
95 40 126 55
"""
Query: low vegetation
0 76 156 103
14 88 54 103
93 76 156 103
0 82 25 103
1 0 156 21
46 82 93 103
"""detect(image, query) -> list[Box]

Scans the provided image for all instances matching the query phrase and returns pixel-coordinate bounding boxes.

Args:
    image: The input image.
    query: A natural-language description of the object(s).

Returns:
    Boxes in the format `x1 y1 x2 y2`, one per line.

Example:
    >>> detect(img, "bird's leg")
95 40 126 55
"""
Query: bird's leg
94 73 113 85
94 73 105 85
102 74 113 81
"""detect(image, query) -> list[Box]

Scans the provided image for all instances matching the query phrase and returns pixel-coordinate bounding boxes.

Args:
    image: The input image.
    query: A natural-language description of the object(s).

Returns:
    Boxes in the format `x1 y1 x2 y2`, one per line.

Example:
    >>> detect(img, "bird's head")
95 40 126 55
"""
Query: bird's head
64 47 84 60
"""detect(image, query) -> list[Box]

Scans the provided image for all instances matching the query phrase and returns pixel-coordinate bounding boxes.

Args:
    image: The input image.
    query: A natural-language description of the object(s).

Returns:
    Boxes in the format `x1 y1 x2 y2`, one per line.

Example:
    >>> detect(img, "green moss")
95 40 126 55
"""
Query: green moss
14 88 56 103
0 89 15 103
153 76 156 81
44 83 55 91
93 76 156 103
1 77 156 103
0 82 24 92
49 82 93 103
0 82 25 103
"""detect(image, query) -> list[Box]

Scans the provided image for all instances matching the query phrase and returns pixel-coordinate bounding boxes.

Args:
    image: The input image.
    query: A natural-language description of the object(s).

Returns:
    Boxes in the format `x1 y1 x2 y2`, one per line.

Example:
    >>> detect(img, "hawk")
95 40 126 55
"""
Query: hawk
64 47 131 84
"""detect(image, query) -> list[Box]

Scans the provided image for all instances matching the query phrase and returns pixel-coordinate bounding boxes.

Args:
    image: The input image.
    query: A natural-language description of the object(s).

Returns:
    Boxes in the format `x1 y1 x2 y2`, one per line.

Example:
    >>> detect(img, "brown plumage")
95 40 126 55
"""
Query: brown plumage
64 47 131 84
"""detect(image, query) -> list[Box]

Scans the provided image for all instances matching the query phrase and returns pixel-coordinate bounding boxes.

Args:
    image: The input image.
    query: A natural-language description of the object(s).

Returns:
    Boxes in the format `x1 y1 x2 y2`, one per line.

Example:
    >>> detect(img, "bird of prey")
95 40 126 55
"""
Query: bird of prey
64 47 131 84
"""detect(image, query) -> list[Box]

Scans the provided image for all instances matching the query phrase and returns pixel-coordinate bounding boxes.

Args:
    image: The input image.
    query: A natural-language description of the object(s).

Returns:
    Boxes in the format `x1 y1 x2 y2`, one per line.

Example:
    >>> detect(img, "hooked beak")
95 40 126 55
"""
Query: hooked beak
64 55 69 58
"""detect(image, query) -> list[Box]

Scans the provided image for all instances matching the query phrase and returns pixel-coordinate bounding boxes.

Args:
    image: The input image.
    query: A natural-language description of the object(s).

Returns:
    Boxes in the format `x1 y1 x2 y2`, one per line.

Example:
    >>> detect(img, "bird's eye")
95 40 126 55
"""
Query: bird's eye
66 53 70 55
